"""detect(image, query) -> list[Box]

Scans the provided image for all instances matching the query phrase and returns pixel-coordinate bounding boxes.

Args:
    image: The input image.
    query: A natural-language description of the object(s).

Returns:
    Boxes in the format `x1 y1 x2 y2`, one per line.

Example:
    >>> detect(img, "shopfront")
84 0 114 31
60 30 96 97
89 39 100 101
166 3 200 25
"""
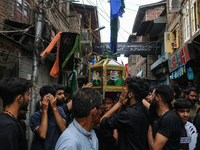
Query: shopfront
168 43 196 89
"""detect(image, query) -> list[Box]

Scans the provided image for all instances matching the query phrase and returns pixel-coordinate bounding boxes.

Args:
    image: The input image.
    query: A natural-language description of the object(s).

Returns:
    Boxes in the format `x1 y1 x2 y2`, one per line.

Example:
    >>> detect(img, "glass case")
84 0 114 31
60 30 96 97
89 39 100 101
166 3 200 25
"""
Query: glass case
89 58 125 98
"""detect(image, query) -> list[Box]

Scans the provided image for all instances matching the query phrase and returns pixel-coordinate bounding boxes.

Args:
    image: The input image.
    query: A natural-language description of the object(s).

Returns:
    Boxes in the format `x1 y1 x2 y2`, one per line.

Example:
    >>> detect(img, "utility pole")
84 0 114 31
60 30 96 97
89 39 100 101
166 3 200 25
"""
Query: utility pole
28 3 43 149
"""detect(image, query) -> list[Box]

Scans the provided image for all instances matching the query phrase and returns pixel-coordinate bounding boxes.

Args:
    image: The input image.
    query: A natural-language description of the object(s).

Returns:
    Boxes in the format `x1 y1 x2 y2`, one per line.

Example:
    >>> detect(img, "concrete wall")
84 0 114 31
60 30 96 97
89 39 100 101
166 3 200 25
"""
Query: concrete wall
128 55 136 76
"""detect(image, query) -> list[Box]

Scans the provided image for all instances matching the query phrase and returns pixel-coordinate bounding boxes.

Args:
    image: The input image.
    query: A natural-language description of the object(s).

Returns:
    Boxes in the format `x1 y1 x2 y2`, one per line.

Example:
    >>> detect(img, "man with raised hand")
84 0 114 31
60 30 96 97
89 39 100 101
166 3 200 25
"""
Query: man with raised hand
100 76 150 150
30 85 66 150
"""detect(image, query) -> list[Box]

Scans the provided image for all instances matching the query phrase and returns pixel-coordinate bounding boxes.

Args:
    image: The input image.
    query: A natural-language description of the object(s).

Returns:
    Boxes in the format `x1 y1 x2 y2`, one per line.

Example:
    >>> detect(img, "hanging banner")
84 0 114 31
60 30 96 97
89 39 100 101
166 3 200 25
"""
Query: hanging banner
168 43 193 73
187 67 194 80
92 42 161 55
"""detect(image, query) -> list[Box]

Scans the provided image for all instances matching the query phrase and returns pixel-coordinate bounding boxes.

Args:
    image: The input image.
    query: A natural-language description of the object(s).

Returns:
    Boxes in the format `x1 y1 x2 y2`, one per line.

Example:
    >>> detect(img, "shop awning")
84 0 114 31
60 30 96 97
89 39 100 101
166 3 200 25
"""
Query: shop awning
136 17 167 36
151 53 168 71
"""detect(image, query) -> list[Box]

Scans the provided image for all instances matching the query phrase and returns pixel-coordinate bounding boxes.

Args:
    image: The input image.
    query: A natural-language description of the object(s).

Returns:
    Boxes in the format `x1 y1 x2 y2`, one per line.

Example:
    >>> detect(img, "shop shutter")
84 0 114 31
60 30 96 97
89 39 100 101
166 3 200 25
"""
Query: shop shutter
18 51 33 138
19 52 33 79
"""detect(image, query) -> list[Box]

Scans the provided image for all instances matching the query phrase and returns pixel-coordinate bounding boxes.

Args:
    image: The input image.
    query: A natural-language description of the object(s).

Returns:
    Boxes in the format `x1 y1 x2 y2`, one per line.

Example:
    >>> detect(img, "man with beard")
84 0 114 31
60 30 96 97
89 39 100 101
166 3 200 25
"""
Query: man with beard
53 84 73 126
53 84 65 106
30 85 66 150
185 87 198 122
35 84 65 111
148 85 181 150
55 88 102 150
0 77 33 150
100 76 150 150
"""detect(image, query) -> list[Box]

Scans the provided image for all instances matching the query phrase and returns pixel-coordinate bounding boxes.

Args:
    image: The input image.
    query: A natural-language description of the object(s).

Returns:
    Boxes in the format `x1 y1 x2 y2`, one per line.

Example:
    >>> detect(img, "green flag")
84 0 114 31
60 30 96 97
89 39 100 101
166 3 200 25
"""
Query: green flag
61 34 81 69
70 69 77 96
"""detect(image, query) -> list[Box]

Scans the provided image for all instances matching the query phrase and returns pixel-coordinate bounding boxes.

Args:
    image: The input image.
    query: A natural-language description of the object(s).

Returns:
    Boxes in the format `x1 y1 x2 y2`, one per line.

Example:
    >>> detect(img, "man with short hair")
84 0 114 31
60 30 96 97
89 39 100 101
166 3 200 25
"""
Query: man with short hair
148 85 181 150
100 76 150 150
64 86 72 103
185 87 198 122
53 84 73 126
30 85 66 150
94 96 118 150
103 96 115 114
0 77 33 150
173 99 197 150
35 84 66 111
171 85 181 107
55 88 102 150
53 84 65 106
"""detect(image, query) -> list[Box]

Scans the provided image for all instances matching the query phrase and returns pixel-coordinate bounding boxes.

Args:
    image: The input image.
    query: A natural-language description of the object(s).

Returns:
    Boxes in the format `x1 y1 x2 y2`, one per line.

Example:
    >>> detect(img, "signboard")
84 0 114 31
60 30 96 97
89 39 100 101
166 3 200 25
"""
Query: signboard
92 42 161 55
168 44 191 73
0 36 21 69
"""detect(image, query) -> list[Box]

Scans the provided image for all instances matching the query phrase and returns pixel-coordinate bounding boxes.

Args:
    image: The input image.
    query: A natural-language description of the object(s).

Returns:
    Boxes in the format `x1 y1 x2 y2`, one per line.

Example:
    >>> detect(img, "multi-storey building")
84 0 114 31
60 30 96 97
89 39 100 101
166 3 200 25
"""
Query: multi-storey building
128 0 167 86
0 0 100 147
129 0 200 89
166 0 200 89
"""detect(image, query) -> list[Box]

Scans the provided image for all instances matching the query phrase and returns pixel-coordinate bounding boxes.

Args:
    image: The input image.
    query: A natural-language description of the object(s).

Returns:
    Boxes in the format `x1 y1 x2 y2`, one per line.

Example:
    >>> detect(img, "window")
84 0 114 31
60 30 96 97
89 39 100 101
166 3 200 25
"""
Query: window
169 0 172 10
15 0 30 24
164 24 180 53
17 0 22 11
191 0 199 33
183 2 190 41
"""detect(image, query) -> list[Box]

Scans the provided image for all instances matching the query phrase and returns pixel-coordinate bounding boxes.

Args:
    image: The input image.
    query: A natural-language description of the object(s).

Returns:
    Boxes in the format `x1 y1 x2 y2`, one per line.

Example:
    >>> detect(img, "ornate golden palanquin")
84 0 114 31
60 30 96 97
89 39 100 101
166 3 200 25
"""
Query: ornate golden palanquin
89 58 126 98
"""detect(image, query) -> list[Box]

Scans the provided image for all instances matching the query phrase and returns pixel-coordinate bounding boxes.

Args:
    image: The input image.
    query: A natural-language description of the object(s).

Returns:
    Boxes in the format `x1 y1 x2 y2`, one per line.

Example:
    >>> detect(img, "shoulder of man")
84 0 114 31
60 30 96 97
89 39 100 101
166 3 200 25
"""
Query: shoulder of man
159 110 181 127
55 139 78 150
30 111 42 120
57 106 66 117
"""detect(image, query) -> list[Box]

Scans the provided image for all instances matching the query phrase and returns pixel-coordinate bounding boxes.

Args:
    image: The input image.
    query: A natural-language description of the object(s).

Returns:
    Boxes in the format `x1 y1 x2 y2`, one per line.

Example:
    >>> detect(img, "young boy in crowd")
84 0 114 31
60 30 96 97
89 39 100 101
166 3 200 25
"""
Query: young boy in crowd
173 98 198 150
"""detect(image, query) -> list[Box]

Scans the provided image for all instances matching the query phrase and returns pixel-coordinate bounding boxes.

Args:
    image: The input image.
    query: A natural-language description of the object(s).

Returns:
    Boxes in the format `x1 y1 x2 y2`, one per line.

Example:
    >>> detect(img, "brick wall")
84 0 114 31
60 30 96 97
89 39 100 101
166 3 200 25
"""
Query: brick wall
0 0 5 29
69 12 81 33
147 55 157 80
46 6 70 32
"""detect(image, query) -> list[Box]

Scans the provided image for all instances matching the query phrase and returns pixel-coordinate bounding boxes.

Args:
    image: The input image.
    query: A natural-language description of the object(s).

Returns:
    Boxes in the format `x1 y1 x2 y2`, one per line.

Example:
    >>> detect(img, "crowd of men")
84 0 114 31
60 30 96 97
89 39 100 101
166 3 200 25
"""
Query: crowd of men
0 77 200 150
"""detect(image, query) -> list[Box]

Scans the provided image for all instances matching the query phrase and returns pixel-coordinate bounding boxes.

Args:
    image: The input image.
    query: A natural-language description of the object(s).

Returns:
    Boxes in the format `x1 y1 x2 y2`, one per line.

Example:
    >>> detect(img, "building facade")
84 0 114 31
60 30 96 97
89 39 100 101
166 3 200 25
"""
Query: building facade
128 0 200 90
0 0 101 148
128 0 167 87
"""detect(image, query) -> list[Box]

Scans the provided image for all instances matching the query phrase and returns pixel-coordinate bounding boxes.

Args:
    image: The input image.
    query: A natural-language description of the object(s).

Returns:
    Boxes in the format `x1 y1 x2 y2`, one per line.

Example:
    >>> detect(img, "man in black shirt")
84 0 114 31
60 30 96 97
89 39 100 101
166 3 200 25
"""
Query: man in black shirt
148 85 181 150
94 96 118 150
100 76 150 150
174 99 197 150
185 87 198 122
0 77 33 150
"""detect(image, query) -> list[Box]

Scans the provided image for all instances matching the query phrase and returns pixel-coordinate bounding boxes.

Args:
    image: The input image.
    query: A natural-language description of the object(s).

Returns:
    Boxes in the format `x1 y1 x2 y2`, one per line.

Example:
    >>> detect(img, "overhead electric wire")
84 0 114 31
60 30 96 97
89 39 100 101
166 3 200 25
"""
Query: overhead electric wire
0 21 54 45
35 0 55 10
2 0 166 45
85 0 134 40
98 0 110 18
